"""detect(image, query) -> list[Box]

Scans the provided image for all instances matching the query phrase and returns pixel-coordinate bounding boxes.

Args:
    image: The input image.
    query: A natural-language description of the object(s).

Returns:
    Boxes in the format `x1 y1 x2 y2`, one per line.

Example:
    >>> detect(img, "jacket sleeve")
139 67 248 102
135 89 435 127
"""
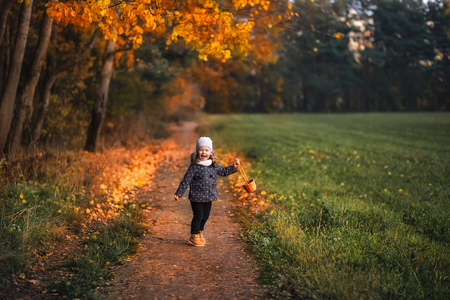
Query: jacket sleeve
175 164 196 197
216 163 238 177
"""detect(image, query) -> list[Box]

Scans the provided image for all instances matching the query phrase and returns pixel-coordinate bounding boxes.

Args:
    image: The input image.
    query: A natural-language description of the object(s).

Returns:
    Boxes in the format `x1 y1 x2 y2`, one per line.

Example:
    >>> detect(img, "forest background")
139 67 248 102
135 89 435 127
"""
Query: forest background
0 0 449 158
0 0 449 298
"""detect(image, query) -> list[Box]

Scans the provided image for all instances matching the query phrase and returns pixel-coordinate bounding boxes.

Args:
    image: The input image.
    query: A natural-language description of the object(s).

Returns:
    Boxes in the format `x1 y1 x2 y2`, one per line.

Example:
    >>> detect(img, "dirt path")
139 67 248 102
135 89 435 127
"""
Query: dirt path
98 122 270 300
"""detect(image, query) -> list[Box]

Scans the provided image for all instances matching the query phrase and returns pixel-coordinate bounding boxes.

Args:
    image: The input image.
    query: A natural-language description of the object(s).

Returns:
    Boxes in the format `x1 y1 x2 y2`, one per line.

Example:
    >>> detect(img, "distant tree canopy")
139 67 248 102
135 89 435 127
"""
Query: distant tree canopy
199 0 450 113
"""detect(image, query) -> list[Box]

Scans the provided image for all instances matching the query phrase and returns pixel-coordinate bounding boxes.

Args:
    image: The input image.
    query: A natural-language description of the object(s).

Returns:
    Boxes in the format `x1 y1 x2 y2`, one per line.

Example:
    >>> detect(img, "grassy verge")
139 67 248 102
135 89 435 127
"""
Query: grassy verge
0 152 98 289
207 113 450 299
49 206 146 298
0 143 162 298
1 181 81 284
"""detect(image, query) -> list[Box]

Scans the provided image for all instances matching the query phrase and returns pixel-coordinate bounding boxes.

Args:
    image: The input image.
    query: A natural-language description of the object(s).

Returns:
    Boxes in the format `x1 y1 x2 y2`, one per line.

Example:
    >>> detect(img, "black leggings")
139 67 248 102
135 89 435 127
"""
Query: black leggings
190 201 212 234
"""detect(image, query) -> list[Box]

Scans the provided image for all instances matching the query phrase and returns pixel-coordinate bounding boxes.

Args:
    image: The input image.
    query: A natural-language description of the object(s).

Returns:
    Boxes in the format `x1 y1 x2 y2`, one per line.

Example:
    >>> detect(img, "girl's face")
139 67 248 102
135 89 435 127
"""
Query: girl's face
197 146 211 161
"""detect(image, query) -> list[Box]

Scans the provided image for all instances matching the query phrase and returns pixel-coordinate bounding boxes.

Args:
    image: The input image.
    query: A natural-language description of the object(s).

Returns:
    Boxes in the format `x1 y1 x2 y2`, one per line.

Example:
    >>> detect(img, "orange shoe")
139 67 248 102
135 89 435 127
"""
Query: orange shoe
188 234 205 246
199 231 206 244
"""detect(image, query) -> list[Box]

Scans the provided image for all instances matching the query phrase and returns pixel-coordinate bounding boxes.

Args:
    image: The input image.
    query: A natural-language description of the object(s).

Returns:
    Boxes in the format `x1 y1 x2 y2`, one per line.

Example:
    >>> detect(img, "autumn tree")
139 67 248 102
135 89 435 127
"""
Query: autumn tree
0 1 14 54
189 0 295 113
0 0 102 160
30 27 100 145
0 0 34 154
6 8 53 161
45 0 293 151
0 0 15 92
45 0 249 151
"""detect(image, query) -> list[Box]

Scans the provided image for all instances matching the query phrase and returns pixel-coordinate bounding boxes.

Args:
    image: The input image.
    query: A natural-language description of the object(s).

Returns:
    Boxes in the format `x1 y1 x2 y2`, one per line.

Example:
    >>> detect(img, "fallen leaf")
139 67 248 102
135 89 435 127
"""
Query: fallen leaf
28 279 40 285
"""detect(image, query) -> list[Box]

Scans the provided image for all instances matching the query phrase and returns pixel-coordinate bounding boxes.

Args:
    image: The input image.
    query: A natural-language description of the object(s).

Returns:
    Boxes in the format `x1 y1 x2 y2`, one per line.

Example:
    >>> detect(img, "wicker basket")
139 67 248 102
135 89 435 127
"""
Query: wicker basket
237 163 257 193
243 179 257 193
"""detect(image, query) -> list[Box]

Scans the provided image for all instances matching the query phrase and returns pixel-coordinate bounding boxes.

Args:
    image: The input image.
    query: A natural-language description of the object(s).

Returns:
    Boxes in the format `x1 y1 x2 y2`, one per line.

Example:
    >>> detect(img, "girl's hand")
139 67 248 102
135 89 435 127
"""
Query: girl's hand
234 158 240 168
174 195 179 201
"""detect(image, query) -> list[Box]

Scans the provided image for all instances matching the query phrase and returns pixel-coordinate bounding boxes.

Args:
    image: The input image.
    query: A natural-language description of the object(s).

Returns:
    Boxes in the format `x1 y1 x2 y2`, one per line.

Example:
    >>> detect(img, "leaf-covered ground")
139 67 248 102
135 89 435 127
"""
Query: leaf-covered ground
95 122 269 299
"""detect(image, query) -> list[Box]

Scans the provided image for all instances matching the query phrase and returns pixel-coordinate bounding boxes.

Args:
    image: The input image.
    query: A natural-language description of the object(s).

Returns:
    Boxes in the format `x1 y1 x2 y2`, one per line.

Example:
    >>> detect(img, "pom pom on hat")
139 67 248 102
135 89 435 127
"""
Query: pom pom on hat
196 137 213 152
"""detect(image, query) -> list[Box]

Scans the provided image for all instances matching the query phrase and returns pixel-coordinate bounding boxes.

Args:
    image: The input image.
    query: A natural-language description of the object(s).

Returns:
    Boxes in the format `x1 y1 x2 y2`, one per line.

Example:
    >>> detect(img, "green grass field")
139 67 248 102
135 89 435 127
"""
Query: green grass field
206 113 450 299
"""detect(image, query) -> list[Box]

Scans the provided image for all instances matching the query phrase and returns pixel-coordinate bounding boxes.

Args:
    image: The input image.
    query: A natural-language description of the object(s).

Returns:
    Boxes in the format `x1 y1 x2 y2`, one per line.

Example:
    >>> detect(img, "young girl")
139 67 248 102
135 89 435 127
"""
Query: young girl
174 137 239 246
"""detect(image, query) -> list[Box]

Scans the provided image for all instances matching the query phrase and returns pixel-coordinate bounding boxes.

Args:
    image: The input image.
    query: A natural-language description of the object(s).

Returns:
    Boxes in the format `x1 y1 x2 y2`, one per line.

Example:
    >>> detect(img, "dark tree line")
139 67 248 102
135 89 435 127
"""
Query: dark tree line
201 0 450 113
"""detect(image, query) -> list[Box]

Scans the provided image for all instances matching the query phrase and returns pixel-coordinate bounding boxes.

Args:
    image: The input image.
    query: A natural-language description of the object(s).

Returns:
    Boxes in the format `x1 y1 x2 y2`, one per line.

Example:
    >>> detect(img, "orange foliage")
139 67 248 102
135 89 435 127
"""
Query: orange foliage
245 0 293 66
193 63 239 94
114 36 135 69
163 77 205 118
84 140 180 222
46 0 293 62
250 37 280 65
190 61 240 112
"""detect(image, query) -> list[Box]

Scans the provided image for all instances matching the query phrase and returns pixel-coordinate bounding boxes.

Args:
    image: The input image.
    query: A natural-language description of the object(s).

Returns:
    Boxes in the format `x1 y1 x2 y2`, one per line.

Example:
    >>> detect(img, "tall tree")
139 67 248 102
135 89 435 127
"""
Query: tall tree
85 39 115 152
370 0 434 110
0 0 15 95
272 0 355 112
31 29 100 143
426 0 450 110
0 0 34 154
192 1 294 113
6 11 53 160
0 0 14 51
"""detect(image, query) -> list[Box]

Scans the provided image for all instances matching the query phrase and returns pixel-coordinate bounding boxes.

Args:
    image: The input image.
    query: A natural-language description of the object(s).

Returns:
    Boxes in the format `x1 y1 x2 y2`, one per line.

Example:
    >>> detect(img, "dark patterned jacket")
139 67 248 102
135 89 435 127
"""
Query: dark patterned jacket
175 163 237 202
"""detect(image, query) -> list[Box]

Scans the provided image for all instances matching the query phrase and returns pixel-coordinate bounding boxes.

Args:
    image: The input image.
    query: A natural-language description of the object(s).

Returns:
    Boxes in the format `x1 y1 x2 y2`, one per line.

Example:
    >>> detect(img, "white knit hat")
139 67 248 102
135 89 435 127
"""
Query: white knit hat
196 137 213 152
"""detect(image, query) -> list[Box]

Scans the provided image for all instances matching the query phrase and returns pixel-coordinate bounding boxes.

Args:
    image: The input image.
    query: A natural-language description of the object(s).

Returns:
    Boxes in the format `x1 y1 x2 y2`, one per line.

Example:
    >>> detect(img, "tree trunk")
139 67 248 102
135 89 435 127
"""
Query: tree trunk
85 39 116 152
0 23 11 95
6 13 52 160
31 29 100 143
0 0 13 50
31 71 56 144
0 0 33 154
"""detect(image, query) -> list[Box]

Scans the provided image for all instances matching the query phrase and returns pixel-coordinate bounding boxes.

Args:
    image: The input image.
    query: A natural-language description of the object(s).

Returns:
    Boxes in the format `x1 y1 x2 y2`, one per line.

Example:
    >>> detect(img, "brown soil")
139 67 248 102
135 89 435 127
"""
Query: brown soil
97 122 270 300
